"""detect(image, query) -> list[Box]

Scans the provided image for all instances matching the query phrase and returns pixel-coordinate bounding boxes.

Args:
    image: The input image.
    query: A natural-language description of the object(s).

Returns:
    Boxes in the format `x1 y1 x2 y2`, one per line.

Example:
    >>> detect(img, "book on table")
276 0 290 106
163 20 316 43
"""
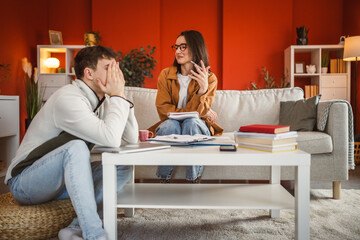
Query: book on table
167 111 199 121
239 124 290 134
237 142 298 153
235 136 297 145
234 131 298 140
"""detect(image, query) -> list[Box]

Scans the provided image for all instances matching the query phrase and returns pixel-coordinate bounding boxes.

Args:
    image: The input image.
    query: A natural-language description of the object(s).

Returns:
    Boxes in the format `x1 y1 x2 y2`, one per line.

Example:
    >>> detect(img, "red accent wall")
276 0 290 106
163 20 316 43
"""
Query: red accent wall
0 0 358 139
292 0 343 45
0 0 91 140
0 1 49 140
223 0 293 90
92 0 162 89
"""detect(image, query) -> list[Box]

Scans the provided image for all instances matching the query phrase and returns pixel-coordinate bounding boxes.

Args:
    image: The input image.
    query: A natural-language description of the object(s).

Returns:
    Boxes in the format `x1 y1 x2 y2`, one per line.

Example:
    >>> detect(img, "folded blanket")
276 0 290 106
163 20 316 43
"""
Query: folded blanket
317 100 355 170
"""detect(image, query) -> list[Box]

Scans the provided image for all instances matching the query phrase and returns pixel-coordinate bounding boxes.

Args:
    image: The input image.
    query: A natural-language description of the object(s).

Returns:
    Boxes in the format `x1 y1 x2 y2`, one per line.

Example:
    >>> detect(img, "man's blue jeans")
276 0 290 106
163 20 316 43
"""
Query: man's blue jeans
156 118 210 181
8 140 132 240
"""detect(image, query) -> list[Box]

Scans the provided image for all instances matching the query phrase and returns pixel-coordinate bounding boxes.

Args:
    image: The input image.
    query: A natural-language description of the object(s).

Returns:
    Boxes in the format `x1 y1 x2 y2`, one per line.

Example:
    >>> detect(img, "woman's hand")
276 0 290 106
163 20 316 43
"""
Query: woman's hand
204 108 218 123
189 60 210 95
98 61 126 98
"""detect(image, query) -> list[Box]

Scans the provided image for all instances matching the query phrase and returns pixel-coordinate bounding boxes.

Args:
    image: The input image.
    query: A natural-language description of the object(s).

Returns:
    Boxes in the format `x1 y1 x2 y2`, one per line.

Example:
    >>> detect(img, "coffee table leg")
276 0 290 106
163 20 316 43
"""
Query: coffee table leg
270 166 280 218
295 165 310 240
103 163 118 240
124 165 135 217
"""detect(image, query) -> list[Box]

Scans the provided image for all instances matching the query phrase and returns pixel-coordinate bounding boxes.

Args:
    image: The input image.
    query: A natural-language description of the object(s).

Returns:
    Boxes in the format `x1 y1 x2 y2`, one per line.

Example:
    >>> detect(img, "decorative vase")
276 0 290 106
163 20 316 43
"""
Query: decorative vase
306 65 316 74
321 67 328 74
297 37 308 45
84 33 98 46
25 118 32 130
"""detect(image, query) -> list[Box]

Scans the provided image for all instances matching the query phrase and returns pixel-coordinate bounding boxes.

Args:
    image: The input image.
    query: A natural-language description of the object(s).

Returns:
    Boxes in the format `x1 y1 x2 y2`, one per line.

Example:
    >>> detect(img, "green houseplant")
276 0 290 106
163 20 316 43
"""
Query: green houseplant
0 63 11 94
0 63 11 83
248 67 290 90
22 58 44 128
321 51 329 73
117 46 157 87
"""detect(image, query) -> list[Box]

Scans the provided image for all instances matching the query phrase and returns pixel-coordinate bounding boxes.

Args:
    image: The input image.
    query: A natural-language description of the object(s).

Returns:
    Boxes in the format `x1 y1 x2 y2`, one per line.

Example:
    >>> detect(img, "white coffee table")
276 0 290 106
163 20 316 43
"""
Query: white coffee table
102 146 310 240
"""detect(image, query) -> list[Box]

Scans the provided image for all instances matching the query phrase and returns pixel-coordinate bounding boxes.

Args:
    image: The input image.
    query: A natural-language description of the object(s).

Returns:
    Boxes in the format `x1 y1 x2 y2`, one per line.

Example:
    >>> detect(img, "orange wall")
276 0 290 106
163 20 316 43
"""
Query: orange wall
223 0 292 90
0 0 91 140
0 0 48 140
0 0 358 139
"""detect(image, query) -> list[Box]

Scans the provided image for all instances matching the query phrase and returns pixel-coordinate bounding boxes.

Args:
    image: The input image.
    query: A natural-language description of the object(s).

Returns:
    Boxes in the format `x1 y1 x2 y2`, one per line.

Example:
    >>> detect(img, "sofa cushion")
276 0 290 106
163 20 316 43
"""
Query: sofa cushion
210 88 304 132
296 131 332 154
125 87 159 130
279 95 321 131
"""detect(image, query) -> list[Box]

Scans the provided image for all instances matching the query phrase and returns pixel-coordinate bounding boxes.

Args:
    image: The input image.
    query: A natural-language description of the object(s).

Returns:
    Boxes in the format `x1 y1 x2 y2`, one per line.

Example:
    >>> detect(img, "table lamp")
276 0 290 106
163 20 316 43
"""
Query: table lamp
44 57 60 73
343 36 360 138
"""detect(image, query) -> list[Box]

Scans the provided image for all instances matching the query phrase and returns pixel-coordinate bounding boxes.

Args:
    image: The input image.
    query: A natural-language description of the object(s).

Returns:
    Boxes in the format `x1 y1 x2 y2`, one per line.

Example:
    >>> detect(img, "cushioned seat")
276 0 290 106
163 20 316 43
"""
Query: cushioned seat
0 192 76 240
297 131 333 154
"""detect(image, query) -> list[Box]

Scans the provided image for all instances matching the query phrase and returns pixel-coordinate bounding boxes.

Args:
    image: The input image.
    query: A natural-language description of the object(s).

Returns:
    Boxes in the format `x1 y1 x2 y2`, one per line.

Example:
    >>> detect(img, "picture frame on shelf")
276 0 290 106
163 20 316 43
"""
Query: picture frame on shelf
49 30 63 45
295 62 305 73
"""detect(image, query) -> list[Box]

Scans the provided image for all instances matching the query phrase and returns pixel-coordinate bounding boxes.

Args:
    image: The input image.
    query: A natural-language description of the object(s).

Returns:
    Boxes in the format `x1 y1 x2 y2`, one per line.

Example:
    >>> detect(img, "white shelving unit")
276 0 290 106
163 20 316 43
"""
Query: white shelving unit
37 45 85 100
0 96 19 177
284 45 351 101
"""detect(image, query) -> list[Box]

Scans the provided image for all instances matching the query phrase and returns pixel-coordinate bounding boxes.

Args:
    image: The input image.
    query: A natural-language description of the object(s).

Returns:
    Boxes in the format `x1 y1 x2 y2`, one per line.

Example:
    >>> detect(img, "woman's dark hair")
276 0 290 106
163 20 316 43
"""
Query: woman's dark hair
173 30 210 73
74 45 117 79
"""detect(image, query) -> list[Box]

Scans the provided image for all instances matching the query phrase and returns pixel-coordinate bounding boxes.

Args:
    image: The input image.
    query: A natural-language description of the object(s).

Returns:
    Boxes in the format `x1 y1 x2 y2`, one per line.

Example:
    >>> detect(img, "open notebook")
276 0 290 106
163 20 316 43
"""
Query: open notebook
93 142 170 153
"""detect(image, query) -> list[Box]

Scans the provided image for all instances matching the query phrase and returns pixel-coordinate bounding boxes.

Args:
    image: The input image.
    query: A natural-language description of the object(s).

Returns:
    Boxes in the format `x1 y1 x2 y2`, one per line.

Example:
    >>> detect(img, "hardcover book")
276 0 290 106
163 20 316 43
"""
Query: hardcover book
235 136 297 146
237 142 298 153
239 124 290 134
234 131 298 140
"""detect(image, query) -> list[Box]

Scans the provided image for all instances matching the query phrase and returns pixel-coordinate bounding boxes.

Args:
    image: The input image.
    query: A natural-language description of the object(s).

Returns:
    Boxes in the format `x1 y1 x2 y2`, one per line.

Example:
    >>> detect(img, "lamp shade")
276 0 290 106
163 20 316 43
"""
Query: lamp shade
343 36 360 61
44 57 60 68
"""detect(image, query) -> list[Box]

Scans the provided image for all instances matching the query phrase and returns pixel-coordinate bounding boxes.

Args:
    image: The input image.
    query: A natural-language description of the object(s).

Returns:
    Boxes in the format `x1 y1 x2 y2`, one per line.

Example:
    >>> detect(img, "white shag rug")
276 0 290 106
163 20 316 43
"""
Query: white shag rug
115 189 360 240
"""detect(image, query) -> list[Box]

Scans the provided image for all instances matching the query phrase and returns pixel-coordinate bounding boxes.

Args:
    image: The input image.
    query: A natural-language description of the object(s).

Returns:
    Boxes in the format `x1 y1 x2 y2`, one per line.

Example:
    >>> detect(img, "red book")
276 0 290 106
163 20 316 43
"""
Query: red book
239 124 290 134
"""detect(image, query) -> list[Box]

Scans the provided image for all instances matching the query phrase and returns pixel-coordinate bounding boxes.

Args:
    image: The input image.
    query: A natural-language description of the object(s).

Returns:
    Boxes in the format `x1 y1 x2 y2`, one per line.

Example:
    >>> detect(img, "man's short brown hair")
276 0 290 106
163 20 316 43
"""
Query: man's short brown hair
74 46 117 80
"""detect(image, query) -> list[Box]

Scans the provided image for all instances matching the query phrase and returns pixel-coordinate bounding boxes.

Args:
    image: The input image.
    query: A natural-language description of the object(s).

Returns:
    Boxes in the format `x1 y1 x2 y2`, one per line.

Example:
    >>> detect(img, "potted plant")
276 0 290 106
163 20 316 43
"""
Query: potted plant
117 46 157 87
22 58 44 129
248 67 290 90
321 51 329 74
0 63 11 94
296 26 309 45
84 31 102 46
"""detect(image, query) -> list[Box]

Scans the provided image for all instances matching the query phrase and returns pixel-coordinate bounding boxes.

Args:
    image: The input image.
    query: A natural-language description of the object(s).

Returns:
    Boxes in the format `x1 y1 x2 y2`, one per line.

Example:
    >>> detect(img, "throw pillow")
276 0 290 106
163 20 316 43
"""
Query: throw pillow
279 95 321 131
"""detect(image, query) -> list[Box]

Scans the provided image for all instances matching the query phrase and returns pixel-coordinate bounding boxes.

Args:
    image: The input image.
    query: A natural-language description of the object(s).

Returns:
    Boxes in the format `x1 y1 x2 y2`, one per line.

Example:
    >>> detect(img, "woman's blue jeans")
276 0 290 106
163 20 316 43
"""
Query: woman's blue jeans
8 140 132 240
156 118 210 181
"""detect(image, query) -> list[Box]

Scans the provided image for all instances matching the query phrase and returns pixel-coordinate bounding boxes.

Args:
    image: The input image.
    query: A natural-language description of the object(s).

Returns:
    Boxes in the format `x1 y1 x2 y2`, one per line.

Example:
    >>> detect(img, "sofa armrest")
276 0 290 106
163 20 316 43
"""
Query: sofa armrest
317 101 349 178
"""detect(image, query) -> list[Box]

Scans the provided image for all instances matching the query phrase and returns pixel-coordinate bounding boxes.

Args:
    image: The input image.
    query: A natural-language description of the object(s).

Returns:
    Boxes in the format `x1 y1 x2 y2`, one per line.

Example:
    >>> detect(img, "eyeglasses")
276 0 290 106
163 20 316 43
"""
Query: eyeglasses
171 44 187 52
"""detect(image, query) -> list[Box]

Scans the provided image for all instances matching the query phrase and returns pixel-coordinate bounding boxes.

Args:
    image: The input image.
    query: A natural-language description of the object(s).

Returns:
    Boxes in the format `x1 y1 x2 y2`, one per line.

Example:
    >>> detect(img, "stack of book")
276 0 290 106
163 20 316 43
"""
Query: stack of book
330 58 346 73
304 85 319 98
235 124 298 153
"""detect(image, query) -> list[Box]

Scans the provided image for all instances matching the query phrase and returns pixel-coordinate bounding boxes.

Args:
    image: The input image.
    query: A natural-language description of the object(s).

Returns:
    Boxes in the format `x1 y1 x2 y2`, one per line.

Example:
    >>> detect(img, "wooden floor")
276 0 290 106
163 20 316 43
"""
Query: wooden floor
1 166 359 195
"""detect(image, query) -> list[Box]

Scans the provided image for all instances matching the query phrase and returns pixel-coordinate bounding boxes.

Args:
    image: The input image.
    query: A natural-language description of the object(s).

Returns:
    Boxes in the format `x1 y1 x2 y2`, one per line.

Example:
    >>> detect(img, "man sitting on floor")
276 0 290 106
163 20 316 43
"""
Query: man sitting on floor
5 46 138 240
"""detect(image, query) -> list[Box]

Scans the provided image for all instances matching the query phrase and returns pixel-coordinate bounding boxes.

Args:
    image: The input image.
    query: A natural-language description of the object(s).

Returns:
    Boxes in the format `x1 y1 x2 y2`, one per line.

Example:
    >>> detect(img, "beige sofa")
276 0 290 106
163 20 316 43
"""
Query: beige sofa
116 86 350 199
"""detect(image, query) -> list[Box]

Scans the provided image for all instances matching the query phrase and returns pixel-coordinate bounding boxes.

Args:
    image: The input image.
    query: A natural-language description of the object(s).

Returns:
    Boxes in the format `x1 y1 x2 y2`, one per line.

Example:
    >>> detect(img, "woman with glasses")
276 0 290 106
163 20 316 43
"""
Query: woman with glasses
148 30 223 183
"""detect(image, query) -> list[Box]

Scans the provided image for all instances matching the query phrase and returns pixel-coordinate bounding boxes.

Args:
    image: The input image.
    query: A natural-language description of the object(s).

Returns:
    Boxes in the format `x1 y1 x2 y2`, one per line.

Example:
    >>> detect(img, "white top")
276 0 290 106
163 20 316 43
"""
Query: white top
5 79 139 183
176 73 191 109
